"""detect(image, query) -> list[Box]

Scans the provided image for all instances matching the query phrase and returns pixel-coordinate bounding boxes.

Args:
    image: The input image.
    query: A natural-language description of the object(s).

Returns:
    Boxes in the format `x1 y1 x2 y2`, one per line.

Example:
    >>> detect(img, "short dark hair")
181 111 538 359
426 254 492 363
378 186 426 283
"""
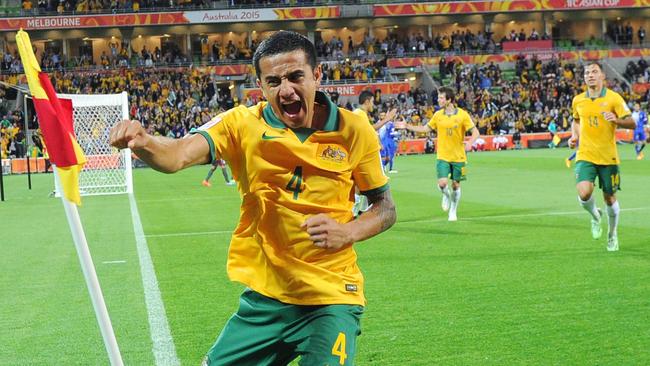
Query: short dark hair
359 90 374 105
438 86 455 102
253 31 317 78
585 61 603 71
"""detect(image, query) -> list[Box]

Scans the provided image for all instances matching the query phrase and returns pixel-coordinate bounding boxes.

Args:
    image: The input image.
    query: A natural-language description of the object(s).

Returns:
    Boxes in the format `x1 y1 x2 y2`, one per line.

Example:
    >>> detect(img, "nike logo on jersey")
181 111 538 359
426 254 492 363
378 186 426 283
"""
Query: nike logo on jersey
262 131 284 140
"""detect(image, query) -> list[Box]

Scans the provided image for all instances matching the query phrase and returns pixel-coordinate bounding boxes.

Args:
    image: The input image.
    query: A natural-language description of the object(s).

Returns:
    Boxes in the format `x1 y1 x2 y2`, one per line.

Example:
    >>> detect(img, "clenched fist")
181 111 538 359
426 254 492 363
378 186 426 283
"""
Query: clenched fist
568 135 578 149
301 214 354 250
602 111 618 123
109 120 150 150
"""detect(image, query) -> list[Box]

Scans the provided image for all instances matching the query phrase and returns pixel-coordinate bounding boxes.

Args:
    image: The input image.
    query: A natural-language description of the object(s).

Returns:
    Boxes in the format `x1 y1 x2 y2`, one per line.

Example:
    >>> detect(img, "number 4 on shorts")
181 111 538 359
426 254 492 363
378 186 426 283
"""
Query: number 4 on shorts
331 332 347 365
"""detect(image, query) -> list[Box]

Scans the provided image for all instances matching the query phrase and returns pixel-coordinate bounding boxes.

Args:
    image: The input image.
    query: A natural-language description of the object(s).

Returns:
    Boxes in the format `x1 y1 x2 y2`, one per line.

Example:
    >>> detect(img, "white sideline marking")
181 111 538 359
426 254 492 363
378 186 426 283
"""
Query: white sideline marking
129 194 180 366
102 260 126 264
139 196 234 203
142 207 650 239
401 206 650 225
146 230 231 238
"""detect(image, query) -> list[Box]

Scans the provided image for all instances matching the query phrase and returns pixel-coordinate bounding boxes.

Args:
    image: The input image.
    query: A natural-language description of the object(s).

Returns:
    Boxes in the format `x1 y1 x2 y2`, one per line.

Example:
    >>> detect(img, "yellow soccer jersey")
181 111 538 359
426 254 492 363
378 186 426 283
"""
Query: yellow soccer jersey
427 107 475 162
572 88 631 165
352 108 371 125
193 91 388 306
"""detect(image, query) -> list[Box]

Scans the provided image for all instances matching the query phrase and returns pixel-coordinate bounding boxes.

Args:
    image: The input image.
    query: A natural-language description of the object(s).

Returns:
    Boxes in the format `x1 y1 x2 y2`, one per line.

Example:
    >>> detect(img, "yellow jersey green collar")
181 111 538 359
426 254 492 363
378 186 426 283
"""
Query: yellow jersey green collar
586 87 607 100
443 107 458 116
262 91 339 132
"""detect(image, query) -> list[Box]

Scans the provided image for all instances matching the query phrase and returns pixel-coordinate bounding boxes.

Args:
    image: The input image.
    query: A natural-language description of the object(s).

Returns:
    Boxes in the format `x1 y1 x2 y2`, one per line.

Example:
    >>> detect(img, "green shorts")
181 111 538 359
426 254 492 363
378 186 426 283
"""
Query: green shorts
575 161 621 194
437 159 467 182
204 289 364 366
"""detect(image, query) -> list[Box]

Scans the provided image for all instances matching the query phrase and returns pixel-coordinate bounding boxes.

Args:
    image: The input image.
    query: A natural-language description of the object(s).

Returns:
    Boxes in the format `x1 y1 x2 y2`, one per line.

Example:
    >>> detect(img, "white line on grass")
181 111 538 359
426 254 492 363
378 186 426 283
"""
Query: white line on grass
102 260 126 264
401 206 650 225
146 230 231 238
139 196 235 203
129 194 180 366
142 207 650 238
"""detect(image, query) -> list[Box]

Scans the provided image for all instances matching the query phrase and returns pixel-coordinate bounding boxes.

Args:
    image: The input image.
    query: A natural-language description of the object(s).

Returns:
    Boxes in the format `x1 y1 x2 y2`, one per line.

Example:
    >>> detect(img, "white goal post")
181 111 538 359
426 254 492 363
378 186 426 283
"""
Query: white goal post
53 91 133 196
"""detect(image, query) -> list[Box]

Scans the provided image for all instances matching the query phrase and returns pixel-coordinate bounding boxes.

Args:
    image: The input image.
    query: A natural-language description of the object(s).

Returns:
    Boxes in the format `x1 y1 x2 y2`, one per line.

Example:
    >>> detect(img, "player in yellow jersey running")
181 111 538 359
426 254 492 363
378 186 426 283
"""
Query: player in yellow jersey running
110 31 396 365
401 86 479 221
568 61 635 252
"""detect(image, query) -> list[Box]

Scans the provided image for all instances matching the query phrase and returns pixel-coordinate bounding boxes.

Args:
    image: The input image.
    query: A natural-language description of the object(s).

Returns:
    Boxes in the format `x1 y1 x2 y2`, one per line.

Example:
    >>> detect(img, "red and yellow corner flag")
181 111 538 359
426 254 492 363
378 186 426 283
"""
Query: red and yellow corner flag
16 30 86 205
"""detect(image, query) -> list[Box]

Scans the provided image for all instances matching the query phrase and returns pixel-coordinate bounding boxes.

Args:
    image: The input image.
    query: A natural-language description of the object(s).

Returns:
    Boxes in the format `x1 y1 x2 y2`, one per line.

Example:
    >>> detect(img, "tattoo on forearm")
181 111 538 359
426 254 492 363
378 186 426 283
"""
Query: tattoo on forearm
368 190 397 231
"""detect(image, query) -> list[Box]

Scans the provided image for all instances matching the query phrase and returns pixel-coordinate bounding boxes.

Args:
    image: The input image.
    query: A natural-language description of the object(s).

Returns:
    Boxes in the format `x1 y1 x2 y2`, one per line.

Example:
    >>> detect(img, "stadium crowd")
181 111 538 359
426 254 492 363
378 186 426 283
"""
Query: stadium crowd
624 58 650 83
0 27 628 75
20 0 215 15
2 55 649 159
430 55 646 136
16 0 647 52
18 0 352 15
607 22 647 46
316 31 501 60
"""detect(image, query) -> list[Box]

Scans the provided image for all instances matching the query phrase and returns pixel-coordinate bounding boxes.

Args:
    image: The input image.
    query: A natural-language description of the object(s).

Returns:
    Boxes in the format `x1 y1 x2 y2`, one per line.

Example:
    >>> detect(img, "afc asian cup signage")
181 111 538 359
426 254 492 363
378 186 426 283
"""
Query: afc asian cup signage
566 0 621 7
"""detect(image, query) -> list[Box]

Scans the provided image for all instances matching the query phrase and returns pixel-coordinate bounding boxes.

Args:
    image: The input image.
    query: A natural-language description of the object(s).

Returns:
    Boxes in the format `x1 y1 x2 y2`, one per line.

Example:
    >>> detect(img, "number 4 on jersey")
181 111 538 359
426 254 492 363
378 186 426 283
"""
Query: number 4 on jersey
286 166 303 200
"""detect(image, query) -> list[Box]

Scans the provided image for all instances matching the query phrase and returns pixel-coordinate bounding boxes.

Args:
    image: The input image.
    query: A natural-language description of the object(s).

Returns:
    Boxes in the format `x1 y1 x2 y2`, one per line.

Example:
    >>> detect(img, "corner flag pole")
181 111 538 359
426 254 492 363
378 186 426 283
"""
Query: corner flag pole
53 167 124 366
0 154 4 202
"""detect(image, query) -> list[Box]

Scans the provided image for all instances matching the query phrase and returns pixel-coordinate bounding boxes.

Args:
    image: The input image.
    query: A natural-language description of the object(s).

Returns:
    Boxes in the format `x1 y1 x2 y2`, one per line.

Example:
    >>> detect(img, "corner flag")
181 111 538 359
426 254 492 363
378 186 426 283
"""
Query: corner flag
15 30 124 366
16 29 86 205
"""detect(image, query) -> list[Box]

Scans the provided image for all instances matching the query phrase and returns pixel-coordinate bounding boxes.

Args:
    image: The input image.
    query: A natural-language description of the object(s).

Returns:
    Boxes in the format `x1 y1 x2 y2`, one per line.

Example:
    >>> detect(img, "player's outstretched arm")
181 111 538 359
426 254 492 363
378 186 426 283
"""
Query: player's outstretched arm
372 108 398 130
109 120 211 173
302 190 396 250
403 123 432 134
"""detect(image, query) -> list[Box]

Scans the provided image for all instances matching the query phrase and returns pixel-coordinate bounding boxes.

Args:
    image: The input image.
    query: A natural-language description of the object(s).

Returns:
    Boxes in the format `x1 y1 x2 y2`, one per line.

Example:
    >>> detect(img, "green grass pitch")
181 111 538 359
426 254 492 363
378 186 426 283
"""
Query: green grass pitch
2 147 649 365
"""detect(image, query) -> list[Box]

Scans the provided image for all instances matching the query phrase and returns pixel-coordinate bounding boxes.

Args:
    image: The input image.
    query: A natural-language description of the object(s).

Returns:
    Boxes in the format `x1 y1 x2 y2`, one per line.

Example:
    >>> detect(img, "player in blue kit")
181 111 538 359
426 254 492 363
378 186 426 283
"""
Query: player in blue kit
378 112 399 173
632 102 647 160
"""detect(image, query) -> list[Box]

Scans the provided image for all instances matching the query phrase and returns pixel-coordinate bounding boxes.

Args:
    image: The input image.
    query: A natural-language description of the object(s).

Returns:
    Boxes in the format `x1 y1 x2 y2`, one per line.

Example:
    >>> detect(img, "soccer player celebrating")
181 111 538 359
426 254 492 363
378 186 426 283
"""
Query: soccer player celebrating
631 102 647 160
110 31 397 365
201 158 235 186
569 61 636 251
402 86 479 221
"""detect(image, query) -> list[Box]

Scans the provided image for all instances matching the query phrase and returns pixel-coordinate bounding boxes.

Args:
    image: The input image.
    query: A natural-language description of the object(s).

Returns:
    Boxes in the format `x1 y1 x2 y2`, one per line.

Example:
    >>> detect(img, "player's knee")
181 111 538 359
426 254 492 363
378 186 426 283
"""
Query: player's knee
577 191 591 201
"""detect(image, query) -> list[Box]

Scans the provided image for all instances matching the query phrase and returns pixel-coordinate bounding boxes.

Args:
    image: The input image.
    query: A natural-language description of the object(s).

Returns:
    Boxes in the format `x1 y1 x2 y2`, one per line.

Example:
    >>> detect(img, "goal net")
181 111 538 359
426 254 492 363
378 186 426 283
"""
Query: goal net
54 92 133 196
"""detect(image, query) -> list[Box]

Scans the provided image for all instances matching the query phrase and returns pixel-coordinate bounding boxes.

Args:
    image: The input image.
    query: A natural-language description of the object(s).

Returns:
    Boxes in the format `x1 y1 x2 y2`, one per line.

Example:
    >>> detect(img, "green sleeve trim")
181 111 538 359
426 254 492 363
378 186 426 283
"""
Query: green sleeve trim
361 183 390 196
190 129 216 163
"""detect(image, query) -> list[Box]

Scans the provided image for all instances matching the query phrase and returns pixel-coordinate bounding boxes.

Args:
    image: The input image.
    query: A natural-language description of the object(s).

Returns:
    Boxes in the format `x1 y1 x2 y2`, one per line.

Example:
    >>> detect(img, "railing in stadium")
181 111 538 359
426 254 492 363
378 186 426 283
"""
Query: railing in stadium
3 41 637 77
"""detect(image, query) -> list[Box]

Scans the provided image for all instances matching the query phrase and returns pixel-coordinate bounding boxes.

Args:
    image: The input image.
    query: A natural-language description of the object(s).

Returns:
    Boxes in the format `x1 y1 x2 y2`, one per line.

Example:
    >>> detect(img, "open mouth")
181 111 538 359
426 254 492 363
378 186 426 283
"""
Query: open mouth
281 101 302 117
